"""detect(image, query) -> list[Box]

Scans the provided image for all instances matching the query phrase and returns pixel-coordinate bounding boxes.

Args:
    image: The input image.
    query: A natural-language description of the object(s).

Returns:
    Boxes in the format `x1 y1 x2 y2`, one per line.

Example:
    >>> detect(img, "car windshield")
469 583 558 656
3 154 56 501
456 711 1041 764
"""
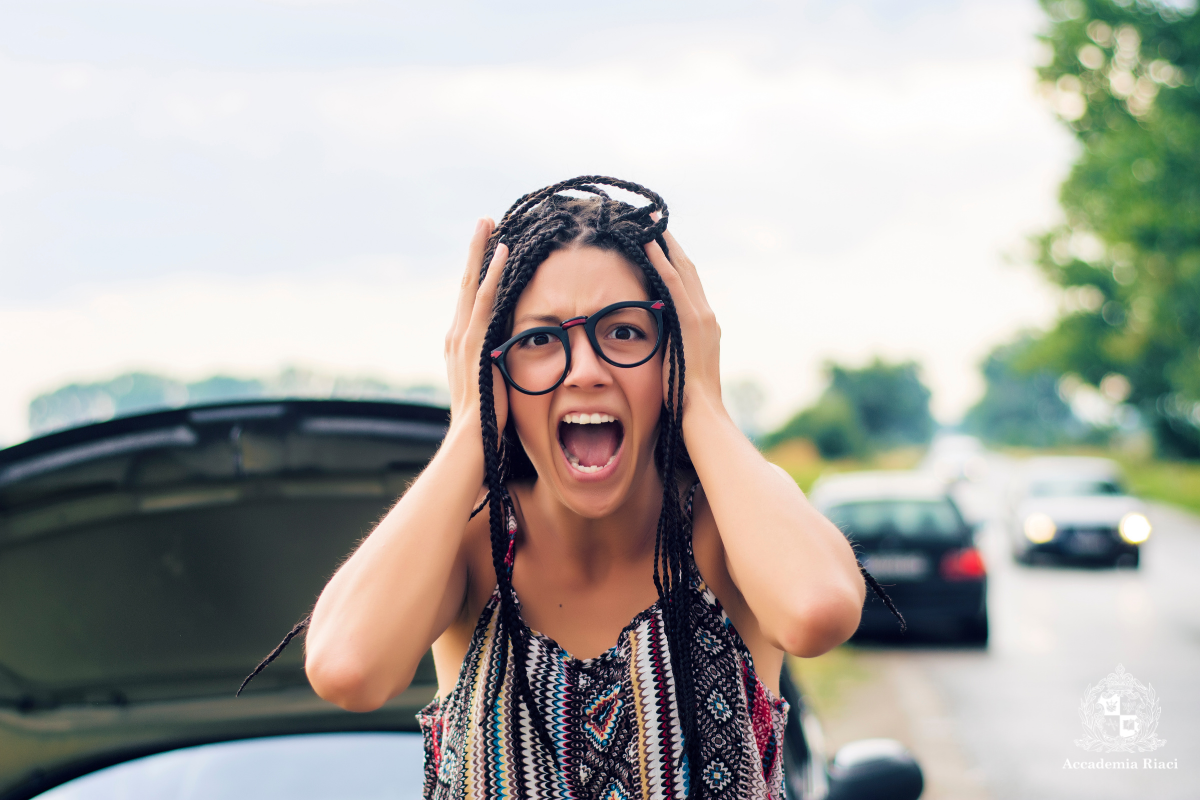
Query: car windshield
1028 478 1123 497
825 499 964 540
32 732 425 800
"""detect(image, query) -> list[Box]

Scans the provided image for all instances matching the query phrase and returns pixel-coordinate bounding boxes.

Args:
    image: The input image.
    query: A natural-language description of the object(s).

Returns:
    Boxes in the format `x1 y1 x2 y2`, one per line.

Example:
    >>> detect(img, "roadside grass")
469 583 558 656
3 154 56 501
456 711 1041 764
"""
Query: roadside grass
763 439 925 493
787 647 874 719
1119 458 1200 515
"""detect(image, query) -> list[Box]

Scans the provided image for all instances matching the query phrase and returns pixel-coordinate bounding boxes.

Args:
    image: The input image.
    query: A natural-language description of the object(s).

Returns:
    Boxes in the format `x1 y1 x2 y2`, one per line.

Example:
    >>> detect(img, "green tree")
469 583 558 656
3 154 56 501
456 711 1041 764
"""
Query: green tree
762 358 934 457
763 391 866 459
963 334 1080 446
828 360 935 448
1030 0 1200 456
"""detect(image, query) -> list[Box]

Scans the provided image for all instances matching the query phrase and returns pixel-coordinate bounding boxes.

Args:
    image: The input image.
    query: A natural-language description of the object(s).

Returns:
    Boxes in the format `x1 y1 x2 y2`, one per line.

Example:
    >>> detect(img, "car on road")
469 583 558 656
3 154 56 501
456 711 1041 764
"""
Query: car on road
1006 456 1150 568
920 434 988 486
919 434 991 527
811 471 988 644
0 400 924 800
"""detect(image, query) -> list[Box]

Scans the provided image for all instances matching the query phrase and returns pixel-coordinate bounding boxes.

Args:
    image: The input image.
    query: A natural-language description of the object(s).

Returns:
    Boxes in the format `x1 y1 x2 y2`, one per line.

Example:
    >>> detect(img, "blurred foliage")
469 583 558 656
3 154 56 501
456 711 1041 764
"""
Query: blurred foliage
1030 0 1200 457
963 334 1086 446
761 359 934 458
27 368 446 437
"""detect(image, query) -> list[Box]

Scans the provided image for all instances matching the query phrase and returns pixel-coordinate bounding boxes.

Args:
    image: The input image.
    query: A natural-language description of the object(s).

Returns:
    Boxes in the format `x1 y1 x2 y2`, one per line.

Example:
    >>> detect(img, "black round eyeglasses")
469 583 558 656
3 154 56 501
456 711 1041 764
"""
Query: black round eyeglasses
489 300 665 395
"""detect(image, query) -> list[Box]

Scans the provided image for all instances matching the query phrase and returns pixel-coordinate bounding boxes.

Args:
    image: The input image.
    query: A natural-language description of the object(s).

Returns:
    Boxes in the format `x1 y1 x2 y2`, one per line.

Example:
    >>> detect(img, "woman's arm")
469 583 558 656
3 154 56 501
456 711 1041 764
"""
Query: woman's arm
645 231 865 658
304 221 508 711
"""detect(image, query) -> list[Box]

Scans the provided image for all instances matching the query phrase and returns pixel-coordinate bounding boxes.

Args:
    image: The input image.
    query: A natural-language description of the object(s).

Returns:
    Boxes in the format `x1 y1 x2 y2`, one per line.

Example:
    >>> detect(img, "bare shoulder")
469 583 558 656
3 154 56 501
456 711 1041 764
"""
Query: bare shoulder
459 488 500 625
688 483 735 613
689 482 785 693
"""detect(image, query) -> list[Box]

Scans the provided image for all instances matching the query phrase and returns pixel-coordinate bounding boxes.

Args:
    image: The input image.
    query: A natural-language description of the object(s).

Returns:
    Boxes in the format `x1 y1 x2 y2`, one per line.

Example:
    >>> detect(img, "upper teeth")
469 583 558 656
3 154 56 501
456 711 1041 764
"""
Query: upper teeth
563 413 617 425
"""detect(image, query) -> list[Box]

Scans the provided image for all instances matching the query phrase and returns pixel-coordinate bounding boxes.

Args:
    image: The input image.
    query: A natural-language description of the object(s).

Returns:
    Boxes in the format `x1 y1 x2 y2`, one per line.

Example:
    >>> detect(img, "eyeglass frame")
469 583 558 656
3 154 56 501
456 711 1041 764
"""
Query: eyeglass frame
489 299 666 396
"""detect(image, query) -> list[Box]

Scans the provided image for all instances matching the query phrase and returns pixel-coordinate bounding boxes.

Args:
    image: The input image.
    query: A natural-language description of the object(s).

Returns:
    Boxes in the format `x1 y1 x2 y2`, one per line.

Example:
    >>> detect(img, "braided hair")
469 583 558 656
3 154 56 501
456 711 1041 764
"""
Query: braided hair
239 177 905 799
472 176 904 793
470 176 706 786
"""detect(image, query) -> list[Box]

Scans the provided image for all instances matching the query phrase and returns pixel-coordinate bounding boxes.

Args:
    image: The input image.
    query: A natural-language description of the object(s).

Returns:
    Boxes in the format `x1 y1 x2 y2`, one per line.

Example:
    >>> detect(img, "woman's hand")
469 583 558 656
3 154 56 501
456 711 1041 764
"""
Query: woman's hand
445 218 509 436
644 227 723 419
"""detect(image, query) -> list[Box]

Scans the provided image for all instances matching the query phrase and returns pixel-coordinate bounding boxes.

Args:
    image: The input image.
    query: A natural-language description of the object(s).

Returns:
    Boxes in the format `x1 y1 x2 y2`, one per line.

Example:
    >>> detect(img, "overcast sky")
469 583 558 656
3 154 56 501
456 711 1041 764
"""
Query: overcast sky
0 0 1072 445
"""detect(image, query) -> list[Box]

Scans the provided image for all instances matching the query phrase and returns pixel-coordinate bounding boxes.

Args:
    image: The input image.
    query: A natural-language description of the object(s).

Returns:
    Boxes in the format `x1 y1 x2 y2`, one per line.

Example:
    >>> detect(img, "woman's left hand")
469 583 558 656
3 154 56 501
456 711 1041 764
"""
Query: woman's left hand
644 228 724 418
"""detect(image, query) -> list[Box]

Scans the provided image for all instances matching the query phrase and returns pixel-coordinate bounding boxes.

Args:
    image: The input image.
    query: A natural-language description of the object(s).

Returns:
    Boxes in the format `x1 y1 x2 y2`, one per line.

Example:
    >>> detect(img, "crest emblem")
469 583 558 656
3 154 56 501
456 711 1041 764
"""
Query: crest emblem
1074 664 1166 752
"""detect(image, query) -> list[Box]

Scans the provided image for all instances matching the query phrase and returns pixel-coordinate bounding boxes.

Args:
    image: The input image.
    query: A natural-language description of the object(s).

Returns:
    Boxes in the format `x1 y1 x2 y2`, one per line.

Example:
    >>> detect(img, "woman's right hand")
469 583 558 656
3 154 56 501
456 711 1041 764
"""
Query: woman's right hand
444 218 509 438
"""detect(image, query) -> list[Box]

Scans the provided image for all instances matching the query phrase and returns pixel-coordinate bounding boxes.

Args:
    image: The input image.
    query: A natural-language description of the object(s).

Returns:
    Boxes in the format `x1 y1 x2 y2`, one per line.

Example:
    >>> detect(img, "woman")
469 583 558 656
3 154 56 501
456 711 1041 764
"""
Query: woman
302 177 870 799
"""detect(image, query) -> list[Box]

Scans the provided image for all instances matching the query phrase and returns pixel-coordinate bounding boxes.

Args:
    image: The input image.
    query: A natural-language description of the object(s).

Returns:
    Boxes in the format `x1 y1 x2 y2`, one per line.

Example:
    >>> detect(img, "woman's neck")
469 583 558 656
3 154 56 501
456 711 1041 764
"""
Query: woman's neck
513 473 665 579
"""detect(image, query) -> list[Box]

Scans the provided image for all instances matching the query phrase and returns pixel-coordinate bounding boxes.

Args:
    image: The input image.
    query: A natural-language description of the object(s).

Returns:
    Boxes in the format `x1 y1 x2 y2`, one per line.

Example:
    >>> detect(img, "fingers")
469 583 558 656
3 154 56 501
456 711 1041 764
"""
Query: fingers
659 228 711 308
644 239 693 314
470 243 508 330
452 218 495 335
647 212 710 309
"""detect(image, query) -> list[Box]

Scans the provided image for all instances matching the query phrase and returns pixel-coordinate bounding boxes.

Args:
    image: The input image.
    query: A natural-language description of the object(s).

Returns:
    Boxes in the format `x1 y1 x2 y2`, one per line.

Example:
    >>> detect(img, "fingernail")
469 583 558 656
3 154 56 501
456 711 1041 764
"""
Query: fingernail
475 218 486 234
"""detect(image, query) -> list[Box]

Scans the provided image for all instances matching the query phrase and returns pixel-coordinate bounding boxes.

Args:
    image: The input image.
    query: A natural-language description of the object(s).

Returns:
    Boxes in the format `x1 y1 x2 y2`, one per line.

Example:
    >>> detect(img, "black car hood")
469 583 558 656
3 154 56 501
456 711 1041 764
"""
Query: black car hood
0 400 449 799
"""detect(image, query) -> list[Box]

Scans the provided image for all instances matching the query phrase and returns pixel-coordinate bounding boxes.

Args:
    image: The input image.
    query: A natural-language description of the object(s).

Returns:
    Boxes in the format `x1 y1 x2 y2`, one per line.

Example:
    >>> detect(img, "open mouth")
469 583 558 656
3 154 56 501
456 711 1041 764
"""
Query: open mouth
558 413 624 474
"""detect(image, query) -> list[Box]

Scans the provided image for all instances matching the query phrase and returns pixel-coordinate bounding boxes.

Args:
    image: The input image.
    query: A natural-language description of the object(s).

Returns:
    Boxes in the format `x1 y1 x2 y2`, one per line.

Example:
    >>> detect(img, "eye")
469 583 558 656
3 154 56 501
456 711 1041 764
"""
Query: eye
608 325 644 341
518 332 555 348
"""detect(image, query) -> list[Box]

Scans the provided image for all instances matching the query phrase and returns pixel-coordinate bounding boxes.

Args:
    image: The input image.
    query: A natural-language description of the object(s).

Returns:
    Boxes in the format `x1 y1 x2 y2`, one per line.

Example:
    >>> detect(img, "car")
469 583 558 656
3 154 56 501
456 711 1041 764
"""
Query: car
1006 456 1150 568
919 434 991 527
810 471 988 645
0 400 924 800
920 434 988 486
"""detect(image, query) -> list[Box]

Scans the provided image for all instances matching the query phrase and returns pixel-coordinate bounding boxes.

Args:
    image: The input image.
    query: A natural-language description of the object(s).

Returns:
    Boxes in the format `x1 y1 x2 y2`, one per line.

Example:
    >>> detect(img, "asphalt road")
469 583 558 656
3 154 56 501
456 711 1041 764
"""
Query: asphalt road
899 458 1200 799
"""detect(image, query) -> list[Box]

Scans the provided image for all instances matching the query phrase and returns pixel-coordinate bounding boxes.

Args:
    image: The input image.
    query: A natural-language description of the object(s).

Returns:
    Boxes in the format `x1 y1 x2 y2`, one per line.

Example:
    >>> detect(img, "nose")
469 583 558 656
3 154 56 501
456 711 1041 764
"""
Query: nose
563 326 612 389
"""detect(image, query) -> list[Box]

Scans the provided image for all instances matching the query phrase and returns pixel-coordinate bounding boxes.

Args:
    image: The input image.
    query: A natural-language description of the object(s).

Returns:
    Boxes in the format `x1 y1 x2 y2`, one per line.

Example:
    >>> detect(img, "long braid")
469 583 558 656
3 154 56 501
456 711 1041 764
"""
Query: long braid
476 215 566 766
607 220 704 792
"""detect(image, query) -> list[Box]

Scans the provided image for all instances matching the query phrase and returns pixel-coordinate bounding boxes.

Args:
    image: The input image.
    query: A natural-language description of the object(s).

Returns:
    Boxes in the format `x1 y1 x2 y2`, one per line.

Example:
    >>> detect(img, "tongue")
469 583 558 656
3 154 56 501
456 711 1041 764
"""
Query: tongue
561 422 621 468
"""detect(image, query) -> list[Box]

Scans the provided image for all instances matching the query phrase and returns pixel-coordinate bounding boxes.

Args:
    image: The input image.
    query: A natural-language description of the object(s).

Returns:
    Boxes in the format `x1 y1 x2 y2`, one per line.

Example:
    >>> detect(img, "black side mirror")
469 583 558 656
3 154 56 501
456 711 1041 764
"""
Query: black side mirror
826 738 923 800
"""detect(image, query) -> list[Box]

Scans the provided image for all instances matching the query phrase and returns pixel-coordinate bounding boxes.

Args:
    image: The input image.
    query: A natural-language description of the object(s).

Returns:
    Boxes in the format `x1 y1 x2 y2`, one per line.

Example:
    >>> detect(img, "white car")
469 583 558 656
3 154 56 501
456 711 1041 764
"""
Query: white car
919 434 991 526
1007 456 1151 568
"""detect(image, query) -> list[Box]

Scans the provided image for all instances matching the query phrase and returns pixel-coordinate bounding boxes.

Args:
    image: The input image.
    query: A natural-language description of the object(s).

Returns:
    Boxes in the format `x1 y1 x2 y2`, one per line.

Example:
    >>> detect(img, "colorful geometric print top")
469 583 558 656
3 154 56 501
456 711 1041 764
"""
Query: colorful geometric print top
417 488 790 800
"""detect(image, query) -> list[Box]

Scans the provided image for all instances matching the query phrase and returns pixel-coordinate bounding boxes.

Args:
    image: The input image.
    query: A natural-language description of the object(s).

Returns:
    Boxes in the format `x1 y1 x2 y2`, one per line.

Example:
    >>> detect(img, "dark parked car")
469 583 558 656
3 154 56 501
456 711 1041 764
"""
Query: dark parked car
0 401 922 800
811 471 988 644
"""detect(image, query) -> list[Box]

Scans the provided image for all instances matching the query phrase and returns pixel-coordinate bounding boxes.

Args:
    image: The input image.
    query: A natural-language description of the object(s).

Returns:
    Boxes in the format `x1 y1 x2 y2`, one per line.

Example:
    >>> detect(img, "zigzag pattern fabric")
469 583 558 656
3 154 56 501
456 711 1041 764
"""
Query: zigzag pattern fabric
418 494 789 799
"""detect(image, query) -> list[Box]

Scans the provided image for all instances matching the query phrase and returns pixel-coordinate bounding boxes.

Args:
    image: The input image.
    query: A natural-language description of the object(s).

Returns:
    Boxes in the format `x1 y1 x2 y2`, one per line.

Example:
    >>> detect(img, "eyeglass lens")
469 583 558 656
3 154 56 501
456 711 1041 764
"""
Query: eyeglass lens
505 306 659 393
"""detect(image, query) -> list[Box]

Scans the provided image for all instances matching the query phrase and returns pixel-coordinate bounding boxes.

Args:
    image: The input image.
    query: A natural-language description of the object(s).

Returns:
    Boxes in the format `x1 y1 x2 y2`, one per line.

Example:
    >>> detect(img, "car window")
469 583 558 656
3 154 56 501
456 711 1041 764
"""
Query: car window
33 732 425 800
826 499 964 540
1028 478 1123 497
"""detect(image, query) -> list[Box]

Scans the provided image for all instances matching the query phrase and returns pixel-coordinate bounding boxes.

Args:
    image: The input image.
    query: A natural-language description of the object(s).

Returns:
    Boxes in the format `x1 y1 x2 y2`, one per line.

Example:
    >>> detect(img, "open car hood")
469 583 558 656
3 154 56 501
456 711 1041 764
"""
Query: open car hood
0 400 449 800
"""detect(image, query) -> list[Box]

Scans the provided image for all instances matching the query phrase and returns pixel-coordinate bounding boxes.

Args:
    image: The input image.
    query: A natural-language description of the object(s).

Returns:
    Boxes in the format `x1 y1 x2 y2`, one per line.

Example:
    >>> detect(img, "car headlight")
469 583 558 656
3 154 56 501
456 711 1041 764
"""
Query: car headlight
1118 512 1152 544
1023 512 1057 544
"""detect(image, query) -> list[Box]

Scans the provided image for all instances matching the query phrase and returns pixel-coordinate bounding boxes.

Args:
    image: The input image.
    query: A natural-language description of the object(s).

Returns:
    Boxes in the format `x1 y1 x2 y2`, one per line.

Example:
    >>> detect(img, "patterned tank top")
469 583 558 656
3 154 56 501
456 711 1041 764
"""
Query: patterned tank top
417 487 790 800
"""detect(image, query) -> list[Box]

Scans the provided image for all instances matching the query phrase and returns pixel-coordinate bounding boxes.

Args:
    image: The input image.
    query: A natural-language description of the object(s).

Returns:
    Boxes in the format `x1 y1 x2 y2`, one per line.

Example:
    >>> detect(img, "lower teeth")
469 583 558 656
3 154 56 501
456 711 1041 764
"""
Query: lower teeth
566 452 615 473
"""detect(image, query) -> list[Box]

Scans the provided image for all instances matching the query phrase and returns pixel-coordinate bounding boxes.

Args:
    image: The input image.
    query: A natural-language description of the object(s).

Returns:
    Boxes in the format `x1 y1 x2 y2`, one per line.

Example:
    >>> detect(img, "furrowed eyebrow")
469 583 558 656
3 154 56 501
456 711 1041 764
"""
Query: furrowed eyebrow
514 313 563 326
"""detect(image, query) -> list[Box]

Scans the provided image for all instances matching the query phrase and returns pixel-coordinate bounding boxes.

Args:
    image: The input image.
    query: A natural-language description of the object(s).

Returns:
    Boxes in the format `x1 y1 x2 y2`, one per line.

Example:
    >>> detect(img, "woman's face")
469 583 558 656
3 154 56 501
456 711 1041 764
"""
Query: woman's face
507 246 665 518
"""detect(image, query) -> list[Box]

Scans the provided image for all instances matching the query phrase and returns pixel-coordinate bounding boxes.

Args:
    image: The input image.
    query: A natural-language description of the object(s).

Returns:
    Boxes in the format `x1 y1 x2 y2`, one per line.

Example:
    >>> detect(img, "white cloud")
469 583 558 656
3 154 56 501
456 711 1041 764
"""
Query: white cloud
0 0 1073 444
